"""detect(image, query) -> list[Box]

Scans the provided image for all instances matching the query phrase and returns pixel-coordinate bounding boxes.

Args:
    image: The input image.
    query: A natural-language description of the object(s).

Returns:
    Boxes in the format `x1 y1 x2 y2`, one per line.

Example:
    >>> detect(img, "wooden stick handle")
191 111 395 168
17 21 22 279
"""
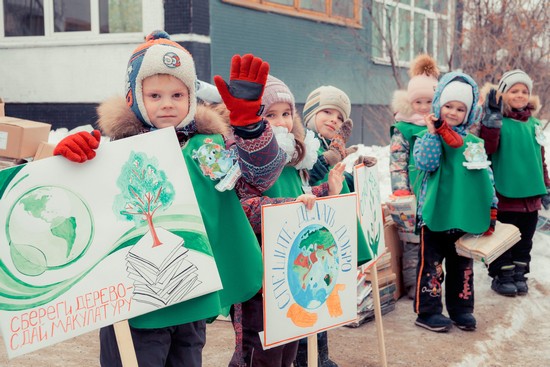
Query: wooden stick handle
371 266 388 367
307 334 318 367
113 320 139 367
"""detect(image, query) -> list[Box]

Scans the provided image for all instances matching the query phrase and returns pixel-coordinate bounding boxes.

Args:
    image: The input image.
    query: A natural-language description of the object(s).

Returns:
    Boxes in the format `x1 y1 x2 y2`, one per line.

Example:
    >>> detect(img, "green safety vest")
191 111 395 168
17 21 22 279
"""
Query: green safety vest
390 122 427 195
491 116 546 198
130 133 263 328
421 134 494 234
307 140 373 264
312 139 351 194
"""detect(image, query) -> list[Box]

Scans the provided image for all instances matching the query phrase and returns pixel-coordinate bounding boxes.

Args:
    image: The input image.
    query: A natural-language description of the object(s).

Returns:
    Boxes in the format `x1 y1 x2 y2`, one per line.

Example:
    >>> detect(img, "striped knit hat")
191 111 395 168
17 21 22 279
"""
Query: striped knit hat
303 85 351 131
497 69 533 95
125 30 197 129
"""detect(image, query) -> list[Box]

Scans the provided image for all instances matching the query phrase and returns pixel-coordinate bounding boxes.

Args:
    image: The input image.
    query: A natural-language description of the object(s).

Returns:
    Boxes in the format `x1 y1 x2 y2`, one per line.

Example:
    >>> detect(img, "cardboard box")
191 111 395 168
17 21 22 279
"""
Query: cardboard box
33 142 56 161
0 117 51 159
384 220 405 300
0 98 4 117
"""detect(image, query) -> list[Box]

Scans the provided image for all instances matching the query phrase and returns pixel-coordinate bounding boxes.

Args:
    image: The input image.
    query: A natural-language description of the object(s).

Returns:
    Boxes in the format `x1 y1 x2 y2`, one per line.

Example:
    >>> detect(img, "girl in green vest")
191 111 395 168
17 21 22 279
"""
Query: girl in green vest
412 72 497 333
389 53 439 299
232 76 348 367
54 31 287 367
479 70 550 296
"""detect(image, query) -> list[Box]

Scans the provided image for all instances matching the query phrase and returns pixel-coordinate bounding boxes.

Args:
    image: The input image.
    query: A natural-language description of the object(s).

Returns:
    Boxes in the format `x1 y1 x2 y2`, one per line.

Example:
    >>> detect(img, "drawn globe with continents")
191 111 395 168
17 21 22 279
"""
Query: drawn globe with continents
5 186 93 276
288 224 339 310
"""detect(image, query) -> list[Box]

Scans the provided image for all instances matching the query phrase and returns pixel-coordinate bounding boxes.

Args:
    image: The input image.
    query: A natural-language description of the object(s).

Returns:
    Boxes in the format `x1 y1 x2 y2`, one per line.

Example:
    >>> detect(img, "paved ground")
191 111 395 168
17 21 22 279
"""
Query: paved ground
1 232 549 367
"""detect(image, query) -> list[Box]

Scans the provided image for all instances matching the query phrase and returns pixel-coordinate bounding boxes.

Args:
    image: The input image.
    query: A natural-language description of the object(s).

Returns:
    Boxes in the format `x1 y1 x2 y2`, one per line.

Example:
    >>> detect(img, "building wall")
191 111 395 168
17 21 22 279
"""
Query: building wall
209 1 400 145
1 0 213 131
2 0 403 145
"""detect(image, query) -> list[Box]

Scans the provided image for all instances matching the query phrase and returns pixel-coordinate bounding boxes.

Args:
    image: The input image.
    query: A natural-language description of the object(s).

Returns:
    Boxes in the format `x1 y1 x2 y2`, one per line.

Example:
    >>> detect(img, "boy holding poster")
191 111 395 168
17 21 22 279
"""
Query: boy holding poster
54 31 286 366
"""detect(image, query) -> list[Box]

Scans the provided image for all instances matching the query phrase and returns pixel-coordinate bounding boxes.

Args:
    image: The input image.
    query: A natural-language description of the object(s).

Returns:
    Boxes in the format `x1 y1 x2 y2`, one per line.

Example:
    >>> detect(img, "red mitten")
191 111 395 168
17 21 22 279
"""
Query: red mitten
213 54 269 127
54 130 101 163
484 208 497 236
435 120 463 148
393 189 411 197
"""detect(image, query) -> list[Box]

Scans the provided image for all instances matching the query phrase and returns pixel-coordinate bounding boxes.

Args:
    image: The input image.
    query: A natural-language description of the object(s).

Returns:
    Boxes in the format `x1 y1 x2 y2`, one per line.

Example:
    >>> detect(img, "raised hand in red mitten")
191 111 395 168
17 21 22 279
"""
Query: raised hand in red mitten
434 119 463 148
54 130 101 163
214 54 269 127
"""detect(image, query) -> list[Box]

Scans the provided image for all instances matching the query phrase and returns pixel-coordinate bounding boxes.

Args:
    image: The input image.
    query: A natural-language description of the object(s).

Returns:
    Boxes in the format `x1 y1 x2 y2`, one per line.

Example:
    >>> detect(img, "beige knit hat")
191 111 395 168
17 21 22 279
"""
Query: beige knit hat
302 85 351 131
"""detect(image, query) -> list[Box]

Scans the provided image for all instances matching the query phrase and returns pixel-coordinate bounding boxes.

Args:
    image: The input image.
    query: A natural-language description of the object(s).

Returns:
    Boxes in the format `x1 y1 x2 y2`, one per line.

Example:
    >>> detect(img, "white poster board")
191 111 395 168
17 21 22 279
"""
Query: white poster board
354 163 386 268
0 128 222 358
261 194 358 348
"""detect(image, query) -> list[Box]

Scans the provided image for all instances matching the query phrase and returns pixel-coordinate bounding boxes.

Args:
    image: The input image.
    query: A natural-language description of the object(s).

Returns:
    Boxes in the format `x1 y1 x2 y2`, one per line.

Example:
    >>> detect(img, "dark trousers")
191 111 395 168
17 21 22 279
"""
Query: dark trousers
488 210 538 277
414 227 474 315
99 320 206 367
229 292 299 367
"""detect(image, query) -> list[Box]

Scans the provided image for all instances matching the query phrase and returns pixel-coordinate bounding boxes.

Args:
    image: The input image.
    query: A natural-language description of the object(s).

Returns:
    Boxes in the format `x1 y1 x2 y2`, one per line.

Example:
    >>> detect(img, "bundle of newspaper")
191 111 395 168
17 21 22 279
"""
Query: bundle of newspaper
455 221 521 264
386 194 418 242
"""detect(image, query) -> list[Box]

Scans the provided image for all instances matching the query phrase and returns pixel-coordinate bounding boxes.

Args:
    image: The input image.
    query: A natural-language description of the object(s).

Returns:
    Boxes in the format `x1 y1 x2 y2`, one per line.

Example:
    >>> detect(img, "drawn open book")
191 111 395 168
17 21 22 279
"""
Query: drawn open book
455 221 522 264
386 194 418 242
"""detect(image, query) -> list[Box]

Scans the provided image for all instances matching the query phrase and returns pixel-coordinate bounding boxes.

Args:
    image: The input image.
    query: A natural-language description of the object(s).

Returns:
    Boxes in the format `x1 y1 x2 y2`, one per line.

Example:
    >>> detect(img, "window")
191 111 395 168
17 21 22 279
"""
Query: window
2 0 141 38
222 0 361 27
370 0 452 67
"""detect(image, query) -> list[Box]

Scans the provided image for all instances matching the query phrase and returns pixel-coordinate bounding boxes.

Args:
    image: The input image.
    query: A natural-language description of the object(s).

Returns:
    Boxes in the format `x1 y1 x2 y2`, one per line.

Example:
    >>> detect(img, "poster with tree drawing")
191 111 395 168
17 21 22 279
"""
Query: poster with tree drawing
354 163 386 268
0 128 222 358
261 195 357 348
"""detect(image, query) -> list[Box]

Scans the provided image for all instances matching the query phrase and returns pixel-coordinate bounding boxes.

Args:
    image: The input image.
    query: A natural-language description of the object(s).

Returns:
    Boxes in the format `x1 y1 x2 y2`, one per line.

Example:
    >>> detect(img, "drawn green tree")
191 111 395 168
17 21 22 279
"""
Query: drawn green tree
114 152 175 247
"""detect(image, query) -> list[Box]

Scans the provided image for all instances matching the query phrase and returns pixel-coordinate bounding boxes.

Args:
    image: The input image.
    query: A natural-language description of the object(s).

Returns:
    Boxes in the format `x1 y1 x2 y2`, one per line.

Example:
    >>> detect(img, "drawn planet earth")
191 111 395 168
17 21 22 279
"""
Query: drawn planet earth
288 224 339 310
5 186 93 276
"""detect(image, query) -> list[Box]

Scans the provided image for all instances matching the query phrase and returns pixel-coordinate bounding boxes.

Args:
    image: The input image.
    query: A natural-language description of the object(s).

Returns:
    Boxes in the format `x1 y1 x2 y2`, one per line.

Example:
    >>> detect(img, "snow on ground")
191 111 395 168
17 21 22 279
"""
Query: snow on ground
343 127 550 366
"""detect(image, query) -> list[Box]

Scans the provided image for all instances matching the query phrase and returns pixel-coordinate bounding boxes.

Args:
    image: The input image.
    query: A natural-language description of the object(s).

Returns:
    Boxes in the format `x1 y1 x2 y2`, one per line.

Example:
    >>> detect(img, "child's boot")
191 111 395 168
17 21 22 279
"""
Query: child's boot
415 313 452 332
449 312 476 331
491 265 517 296
513 261 528 295
318 331 338 367
293 341 307 367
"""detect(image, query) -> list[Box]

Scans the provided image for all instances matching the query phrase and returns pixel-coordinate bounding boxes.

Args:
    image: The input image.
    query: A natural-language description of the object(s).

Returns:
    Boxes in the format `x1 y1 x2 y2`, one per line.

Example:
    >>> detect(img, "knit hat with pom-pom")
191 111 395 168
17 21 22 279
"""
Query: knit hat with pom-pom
126 30 197 129
407 54 440 103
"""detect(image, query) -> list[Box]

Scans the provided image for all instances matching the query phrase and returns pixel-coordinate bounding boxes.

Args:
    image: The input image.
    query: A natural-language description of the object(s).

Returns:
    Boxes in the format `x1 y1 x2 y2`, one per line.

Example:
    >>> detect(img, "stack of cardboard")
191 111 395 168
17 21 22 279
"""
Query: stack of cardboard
347 252 398 327
0 100 52 168
455 221 521 264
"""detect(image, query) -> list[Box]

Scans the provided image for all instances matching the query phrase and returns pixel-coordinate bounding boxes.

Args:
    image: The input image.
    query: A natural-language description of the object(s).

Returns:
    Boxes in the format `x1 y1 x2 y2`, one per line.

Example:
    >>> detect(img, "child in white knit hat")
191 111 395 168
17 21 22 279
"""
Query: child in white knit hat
54 30 286 366
389 54 439 299
412 71 497 333
479 69 550 297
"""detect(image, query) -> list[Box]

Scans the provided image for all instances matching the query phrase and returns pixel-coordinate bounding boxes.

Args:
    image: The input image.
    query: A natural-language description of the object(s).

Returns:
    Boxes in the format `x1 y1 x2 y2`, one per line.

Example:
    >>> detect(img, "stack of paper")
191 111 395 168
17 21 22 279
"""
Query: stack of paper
126 227 201 307
455 221 522 264
347 252 397 328
386 195 419 242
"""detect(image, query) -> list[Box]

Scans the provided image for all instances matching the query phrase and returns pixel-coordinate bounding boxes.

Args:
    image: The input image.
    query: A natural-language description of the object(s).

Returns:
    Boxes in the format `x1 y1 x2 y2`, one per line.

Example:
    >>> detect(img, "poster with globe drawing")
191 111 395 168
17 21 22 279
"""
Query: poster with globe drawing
0 128 222 358
354 163 386 269
261 194 357 348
